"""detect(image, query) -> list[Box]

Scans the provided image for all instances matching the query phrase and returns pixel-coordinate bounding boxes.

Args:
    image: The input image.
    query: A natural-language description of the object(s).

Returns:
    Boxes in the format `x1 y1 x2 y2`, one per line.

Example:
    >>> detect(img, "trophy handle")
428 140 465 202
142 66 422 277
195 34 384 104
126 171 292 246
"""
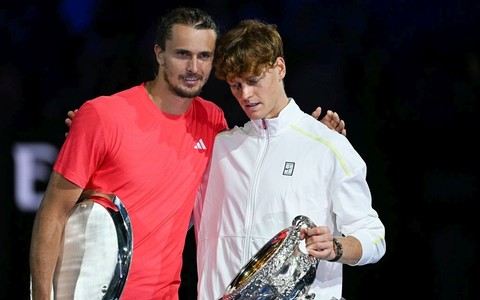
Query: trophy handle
292 215 317 231
292 215 318 258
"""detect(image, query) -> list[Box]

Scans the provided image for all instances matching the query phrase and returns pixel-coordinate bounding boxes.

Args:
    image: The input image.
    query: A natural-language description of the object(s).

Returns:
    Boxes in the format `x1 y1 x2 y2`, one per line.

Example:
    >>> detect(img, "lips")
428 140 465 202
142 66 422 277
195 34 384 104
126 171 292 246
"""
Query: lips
183 74 202 81
182 76 202 87
244 103 262 114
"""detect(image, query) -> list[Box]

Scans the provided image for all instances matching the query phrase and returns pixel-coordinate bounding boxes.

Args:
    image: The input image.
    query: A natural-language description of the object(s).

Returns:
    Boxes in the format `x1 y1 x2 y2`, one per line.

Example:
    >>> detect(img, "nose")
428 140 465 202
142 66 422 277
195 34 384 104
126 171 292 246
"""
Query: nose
186 58 199 73
240 85 254 101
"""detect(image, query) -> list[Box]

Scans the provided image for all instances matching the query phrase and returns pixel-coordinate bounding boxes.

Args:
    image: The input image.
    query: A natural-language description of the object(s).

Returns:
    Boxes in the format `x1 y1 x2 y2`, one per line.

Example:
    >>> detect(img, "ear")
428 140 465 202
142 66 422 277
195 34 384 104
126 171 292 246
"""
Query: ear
276 57 286 79
154 44 164 66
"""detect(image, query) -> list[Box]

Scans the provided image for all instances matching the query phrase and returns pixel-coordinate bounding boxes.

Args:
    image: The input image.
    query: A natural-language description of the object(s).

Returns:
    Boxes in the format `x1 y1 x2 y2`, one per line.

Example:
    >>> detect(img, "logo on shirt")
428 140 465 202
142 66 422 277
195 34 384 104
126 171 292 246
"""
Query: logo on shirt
194 139 207 150
283 162 295 176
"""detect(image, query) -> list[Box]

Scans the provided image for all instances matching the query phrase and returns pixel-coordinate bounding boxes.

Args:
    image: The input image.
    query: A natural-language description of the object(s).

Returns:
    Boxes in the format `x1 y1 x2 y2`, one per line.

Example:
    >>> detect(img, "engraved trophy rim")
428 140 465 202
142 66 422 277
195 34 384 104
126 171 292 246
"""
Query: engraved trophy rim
221 215 319 300
102 195 133 299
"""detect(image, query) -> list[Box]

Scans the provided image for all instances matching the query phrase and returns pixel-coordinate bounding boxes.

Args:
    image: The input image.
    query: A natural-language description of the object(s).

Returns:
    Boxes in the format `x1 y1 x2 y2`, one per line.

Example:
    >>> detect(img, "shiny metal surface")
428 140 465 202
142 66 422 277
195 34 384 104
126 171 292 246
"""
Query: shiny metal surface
103 195 133 299
50 194 133 300
221 215 319 300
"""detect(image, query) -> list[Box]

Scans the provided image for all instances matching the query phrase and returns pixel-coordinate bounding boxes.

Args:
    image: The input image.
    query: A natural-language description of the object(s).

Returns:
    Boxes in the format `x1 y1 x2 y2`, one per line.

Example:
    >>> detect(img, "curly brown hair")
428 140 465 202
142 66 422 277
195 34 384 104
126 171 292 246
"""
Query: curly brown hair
214 19 284 82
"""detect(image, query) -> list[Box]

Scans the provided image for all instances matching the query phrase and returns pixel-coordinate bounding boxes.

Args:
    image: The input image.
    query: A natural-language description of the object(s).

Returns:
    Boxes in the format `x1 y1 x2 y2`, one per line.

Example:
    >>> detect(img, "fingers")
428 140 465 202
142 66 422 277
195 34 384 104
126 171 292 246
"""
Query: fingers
64 109 78 137
303 226 335 260
321 110 347 137
320 110 339 130
329 111 340 128
336 120 347 137
312 107 348 137
311 107 322 120
64 117 73 137
65 109 78 127
66 109 78 119
337 120 345 134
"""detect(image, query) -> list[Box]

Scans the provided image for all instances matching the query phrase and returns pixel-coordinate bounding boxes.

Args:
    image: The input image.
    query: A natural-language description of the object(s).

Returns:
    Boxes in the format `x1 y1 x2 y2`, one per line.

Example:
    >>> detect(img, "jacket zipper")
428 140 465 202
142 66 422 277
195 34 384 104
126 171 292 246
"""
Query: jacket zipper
243 119 270 264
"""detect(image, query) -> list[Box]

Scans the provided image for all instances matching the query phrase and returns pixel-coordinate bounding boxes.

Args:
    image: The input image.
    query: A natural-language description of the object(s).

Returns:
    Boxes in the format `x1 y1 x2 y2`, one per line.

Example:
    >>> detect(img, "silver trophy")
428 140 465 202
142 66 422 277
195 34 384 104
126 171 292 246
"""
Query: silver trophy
50 192 133 300
221 215 320 300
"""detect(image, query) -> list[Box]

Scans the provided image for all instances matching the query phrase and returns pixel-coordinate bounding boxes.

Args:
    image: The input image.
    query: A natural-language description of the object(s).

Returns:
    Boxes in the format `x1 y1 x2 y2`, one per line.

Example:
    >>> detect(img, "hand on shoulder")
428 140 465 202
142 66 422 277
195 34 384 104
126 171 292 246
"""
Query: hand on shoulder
311 107 347 136
64 109 78 137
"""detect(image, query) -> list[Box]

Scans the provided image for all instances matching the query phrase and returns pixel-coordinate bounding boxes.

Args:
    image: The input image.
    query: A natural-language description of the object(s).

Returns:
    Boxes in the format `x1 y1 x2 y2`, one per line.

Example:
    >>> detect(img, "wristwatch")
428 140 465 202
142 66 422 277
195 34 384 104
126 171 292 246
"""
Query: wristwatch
328 237 343 262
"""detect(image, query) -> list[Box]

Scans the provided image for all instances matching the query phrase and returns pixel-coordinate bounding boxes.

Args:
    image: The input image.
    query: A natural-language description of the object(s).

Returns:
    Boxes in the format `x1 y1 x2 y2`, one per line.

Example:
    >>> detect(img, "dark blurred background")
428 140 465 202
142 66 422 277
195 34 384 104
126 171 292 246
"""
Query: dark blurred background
1 0 478 299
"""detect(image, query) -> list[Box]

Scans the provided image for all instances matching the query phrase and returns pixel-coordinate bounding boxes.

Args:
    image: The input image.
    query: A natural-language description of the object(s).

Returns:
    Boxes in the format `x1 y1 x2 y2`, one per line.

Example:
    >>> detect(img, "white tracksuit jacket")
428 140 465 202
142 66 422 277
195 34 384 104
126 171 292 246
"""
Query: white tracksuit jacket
194 99 386 300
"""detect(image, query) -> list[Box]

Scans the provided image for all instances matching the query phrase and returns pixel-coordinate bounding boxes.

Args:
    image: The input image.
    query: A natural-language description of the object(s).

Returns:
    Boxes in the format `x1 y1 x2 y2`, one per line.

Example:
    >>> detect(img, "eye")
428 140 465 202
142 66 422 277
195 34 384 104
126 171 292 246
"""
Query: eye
246 72 266 86
247 79 260 86
198 52 212 60
229 82 241 90
176 50 191 58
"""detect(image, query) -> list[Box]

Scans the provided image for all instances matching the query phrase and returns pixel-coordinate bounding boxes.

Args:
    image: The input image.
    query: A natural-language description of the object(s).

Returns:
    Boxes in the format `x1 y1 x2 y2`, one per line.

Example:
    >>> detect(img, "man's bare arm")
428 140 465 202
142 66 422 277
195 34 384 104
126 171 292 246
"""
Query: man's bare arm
30 171 83 300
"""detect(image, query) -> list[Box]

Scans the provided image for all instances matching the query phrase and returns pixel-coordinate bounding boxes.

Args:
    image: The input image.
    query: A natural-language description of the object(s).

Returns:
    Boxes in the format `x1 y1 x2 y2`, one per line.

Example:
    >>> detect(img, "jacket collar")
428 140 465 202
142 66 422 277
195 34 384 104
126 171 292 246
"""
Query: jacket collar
248 98 303 137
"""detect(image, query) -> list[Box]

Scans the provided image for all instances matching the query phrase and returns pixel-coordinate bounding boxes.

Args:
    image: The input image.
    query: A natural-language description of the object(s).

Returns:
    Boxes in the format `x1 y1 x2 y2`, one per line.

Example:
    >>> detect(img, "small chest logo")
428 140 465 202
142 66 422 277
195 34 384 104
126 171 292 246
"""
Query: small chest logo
194 139 207 150
283 162 295 176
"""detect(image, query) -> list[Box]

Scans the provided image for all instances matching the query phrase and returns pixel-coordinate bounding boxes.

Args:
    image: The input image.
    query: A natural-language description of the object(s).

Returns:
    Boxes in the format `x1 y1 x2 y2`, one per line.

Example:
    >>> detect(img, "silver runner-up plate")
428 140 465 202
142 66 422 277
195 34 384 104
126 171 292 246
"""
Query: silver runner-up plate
51 193 133 300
